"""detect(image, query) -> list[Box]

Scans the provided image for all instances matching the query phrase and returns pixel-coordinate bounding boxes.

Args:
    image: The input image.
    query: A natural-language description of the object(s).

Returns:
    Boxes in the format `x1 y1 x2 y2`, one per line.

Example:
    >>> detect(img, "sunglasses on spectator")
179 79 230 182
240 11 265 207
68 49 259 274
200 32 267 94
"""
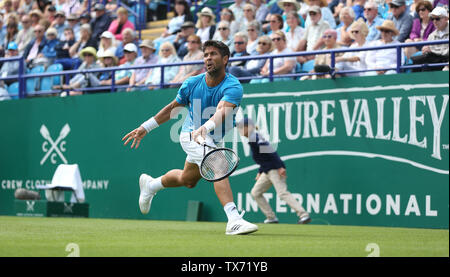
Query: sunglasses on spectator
218 27 228 30
220 12 231 16
258 42 268 45
244 9 253 12
272 37 282 41
351 30 359 34
234 41 245 45
34 29 44 33
418 8 427 12
364 8 373 11
269 20 279 23
83 53 94 57
389 4 400 9
161 49 171 52
322 35 334 39
247 29 255 32
431 17 441 22
380 29 392 33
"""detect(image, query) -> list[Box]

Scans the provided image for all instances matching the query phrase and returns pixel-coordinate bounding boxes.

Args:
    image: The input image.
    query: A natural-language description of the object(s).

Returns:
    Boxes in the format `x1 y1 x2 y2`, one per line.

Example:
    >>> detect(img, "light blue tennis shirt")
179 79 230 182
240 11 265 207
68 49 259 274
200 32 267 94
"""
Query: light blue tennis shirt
175 73 243 142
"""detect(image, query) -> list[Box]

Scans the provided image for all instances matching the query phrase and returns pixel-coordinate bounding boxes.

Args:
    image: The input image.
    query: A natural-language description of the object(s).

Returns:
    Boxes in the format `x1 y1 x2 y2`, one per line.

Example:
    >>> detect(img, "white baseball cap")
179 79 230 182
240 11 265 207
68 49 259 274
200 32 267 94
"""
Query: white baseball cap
430 6 449 18
124 43 137 53
101 31 114 39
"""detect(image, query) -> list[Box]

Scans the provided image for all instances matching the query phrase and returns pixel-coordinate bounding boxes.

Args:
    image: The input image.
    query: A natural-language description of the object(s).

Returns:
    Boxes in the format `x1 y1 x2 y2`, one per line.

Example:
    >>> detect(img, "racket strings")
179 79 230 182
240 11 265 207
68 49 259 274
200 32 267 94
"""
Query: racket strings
202 149 239 180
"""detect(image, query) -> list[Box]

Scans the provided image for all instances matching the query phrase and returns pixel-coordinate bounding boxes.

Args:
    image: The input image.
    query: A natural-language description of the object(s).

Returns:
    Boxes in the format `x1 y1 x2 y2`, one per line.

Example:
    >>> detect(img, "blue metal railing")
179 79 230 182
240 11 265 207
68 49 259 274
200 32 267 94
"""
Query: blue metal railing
1 39 448 99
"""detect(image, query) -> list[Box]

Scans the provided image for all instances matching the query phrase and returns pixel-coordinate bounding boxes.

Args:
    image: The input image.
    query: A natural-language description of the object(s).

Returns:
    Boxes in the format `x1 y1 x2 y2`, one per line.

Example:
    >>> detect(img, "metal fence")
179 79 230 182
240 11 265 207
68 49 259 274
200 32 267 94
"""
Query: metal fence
1 39 448 99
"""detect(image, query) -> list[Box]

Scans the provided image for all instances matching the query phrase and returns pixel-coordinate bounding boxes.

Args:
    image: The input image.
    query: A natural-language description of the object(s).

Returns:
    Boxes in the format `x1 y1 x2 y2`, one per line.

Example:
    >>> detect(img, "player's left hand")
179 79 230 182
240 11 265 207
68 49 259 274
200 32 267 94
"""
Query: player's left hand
191 126 207 144
278 168 286 178
122 126 147 149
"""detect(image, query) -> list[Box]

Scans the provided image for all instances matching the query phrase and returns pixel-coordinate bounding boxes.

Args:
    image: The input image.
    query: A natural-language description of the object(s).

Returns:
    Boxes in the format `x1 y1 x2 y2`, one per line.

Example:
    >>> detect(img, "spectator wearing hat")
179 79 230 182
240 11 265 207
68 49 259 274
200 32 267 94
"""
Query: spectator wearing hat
60 0 81 17
296 5 330 63
387 0 413 42
15 14 34 53
54 27 78 70
100 43 138 87
69 23 97 68
277 0 305 30
66 14 80 41
173 21 196 59
61 46 101 95
85 49 119 93
97 31 118 60
0 41 19 87
29 9 43 28
411 6 449 71
91 3 113 41
115 28 141 65
41 27 59 64
171 34 204 85
50 11 68 41
365 20 403 75
304 0 336 29
195 7 216 43
127 39 158 91
23 23 47 67
144 41 180 89
108 7 135 41
364 0 384 42
251 0 269 23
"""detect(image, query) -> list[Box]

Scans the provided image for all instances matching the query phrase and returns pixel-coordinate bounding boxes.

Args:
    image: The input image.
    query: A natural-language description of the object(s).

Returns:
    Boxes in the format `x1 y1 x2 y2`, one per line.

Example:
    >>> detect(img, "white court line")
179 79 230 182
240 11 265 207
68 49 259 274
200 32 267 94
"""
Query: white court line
231 150 449 176
243 83 449 99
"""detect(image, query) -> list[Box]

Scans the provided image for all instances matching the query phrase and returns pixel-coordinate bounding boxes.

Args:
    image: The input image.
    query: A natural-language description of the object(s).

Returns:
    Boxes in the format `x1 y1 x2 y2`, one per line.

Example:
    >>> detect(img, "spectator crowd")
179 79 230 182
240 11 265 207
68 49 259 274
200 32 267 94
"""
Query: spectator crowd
0 0 448 99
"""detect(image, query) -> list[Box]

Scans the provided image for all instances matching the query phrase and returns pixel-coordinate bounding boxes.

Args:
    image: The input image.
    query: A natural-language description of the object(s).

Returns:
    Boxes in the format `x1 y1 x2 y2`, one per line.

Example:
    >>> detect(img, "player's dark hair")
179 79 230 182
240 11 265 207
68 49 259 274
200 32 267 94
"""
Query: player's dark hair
202 40 231 64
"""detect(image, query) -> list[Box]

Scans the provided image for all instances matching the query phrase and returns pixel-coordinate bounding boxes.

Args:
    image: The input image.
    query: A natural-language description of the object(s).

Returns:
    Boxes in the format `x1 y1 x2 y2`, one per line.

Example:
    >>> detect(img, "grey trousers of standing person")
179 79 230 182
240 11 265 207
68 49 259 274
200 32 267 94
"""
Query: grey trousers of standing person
250 169 308 220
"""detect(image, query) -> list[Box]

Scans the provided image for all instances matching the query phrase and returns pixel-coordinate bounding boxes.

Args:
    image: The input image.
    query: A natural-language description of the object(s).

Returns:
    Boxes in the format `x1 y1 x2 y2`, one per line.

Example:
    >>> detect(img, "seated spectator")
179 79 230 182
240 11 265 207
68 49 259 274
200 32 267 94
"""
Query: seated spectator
100 43 138 87
251 30 297 83
411 7 449 71
69 24 97 64
0 41 19 87
87 49 119 92
153 0 193 49
266 13 284 35
246 20 262 55
66 14 80 40
144 42 180 88
284 11 305 52
262 0 283 33
60 0 81 17
108 7 135 41
171 34 204 85
364 0 384 42
29 9 43 28
335 19 369 76
230 32 250 68
301 29 343 80
296 5 330 63
277 0 305 29
365 20 402 75
15 14 34 54
127 39 158 91
173 21 196 59
115 28 141 65
41 27 59 64
305 0 336 29
79 13 91 25
229 35 273 83
336 6 356 47
59 47 101 95
251 0 269 23
229 0 246 22
44 5 56 23
50 11 68 41
90 3 113 40
1 21 18 57
196 7 216 43
217 7 239 37
54 27 78 70
23 23 47 68
404 0 436 59
387 0 413 42
215 21 234 53
97 31 118 60
240 3 257 33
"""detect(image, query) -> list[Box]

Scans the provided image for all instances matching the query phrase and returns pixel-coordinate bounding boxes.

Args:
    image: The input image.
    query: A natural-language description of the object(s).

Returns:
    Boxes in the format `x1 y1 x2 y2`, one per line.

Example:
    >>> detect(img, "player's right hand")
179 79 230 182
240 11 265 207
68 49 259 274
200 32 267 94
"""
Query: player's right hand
122 126 147 149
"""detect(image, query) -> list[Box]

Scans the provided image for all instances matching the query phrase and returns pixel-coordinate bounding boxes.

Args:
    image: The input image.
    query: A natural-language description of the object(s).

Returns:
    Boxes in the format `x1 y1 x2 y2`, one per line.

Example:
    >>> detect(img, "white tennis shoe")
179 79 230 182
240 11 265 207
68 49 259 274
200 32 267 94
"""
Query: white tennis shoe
139 173 155 214
226 212 258 235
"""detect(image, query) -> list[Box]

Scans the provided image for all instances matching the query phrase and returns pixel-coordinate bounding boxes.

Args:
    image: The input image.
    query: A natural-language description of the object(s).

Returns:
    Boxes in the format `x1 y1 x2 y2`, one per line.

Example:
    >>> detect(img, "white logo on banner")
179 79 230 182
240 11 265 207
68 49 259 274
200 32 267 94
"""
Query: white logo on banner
26 201 35 212
40 124 70 165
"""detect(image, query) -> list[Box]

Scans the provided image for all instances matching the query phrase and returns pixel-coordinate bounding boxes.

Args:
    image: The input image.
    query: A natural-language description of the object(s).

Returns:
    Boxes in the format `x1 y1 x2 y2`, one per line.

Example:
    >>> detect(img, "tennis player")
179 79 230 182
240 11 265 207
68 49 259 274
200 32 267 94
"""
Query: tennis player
237 117 311 224
122 40 258 235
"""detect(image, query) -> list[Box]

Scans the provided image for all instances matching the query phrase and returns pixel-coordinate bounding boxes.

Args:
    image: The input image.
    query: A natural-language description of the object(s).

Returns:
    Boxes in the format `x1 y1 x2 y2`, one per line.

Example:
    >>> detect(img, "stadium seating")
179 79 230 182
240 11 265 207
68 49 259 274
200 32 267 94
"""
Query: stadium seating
40 64 63 91
7 82 19 100
26 65 45 93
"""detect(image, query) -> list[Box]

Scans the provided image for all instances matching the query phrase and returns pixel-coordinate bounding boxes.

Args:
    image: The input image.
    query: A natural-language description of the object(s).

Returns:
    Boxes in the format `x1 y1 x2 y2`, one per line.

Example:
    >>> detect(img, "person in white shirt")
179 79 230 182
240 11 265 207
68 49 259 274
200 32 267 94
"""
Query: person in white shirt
284 11 305 51
195 7 216 43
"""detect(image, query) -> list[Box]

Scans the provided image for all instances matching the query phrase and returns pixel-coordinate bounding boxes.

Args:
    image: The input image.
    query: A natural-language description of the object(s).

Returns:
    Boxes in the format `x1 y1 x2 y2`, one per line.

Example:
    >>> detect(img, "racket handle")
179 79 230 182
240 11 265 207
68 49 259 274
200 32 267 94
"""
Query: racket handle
197 136 206 145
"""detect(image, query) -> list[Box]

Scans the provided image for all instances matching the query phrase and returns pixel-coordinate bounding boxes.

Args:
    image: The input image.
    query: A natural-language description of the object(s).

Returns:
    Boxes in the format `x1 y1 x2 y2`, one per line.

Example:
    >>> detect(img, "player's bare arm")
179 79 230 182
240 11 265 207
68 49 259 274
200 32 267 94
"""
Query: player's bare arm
191 100 237 144
122 99 185 149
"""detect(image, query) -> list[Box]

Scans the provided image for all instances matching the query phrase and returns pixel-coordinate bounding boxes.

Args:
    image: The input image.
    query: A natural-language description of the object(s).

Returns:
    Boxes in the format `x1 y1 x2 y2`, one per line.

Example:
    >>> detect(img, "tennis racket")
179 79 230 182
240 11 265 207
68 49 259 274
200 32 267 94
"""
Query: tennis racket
197 136 240 182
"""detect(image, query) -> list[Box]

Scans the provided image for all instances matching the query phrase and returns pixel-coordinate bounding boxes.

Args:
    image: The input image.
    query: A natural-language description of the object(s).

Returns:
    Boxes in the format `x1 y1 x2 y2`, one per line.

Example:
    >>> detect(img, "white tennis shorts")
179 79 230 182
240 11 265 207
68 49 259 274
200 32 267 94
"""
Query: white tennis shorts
179 132 223 167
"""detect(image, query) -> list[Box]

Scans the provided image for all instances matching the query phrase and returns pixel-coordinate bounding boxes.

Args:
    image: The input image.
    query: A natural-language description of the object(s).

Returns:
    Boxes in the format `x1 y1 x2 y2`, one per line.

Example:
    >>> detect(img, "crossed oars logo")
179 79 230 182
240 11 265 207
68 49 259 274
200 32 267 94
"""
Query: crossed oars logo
40 124 71 165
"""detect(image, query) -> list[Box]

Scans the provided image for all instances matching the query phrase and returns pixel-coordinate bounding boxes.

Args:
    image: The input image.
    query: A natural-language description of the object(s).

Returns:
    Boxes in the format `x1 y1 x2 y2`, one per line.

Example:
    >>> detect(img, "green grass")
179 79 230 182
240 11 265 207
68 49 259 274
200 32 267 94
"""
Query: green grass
0 216 448 257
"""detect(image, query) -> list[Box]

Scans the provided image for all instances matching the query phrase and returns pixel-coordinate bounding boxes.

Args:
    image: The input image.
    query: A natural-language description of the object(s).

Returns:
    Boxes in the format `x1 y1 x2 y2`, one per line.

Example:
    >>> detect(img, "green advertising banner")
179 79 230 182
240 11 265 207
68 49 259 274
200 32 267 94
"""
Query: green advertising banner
0 72 448 229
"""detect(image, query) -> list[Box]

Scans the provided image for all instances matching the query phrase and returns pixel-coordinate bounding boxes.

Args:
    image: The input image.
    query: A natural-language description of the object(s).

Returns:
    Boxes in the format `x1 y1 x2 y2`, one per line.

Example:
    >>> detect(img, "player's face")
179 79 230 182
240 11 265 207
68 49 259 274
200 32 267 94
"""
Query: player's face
203 46 228 74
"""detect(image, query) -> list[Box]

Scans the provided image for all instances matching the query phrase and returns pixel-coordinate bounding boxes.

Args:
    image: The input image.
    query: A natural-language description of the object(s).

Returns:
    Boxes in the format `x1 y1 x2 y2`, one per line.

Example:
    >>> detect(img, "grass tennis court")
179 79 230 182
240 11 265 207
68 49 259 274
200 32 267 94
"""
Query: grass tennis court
0 216 447 257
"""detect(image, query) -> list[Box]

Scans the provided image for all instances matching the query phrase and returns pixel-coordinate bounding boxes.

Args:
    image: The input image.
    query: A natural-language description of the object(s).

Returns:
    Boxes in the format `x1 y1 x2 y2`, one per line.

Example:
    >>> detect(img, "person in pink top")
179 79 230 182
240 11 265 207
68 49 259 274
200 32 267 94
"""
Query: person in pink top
108 7 135 41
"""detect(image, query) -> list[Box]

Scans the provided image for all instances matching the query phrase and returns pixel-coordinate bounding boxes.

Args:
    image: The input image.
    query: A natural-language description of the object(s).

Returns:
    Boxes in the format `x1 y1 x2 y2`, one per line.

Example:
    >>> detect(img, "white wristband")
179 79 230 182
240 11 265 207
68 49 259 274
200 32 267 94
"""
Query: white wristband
141 117 159 133
202 120 216 133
